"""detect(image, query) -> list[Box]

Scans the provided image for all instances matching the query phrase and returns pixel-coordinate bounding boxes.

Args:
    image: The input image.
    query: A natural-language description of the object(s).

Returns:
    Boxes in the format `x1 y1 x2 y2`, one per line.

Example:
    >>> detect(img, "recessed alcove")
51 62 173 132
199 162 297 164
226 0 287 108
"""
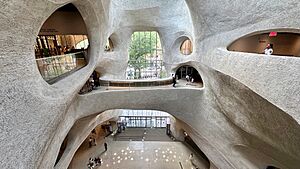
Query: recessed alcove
175 65 203 83
228 31 300 57
180 39 193 55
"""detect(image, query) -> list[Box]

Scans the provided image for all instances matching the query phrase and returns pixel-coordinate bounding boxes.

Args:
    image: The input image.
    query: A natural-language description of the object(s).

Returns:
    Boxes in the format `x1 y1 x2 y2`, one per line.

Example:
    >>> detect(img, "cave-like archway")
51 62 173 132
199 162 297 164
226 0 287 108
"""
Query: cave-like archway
175 65 203 83
55 109 211 169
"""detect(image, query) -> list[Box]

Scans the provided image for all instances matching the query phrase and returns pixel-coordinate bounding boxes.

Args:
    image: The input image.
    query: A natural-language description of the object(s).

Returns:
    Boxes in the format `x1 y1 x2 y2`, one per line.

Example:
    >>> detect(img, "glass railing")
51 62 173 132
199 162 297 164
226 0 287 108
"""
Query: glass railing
36 52 87 82
99 77 173 88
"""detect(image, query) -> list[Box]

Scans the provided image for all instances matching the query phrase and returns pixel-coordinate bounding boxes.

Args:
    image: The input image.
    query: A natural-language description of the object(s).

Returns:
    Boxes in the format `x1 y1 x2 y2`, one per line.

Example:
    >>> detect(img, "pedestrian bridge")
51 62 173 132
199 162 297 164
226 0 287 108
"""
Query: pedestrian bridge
76 83 204 119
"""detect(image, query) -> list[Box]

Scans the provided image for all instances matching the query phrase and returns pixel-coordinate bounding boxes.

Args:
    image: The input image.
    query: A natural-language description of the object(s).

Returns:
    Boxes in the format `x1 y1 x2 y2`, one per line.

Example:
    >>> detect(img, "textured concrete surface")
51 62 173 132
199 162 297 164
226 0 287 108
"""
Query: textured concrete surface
0 0 300 169
54 110 121 169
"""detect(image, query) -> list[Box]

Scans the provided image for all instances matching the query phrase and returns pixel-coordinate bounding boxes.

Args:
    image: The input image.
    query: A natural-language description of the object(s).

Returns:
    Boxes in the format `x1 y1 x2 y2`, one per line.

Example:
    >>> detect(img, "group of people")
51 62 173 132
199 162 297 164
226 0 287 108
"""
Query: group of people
88 71 100 91
87 138 108 168
87 157 102 169
171 74 195 87
79 71 100 94
185 74 194 84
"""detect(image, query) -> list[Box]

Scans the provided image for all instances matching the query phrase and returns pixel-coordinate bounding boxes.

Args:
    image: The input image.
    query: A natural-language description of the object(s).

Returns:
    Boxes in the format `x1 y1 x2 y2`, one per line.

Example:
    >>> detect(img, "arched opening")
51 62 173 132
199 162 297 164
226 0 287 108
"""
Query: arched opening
228 31 300 57
180 39 193 55
57 109 210 169
104 38 114 52
35 3 89 83
175 65 203 83
127 31 166 79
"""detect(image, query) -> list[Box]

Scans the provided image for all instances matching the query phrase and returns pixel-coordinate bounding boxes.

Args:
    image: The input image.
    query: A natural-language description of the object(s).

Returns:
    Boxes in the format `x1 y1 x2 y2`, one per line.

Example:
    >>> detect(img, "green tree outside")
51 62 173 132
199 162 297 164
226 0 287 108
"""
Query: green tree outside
128 31 158 79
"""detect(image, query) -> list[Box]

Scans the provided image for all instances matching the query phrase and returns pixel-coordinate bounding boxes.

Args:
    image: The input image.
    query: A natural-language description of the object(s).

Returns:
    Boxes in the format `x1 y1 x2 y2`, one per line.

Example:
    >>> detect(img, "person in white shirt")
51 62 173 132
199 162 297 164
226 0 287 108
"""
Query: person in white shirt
264 43 273 55
186 74 190 85
186 75 189 82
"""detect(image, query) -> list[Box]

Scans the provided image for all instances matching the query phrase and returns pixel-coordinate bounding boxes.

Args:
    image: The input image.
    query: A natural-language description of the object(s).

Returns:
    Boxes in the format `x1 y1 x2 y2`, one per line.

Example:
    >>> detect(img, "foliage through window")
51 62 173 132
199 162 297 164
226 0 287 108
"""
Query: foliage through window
127 31 166 79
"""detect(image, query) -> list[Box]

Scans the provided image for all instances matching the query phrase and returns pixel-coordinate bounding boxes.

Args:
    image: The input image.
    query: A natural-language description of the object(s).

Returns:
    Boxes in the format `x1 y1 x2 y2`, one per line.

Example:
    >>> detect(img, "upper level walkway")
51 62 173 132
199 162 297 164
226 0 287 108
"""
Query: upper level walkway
81 79 203 93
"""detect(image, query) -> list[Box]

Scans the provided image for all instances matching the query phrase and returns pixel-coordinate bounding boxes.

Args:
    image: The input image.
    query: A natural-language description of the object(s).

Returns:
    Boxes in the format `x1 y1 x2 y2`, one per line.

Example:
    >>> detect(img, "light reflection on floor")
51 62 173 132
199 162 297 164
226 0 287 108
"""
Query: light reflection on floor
69 138 208 169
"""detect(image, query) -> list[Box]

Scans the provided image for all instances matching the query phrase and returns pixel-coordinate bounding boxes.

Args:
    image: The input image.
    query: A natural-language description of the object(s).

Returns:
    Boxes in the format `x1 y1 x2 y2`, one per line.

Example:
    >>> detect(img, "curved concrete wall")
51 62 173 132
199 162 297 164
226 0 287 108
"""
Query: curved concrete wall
54 110 122 169
0 0 300 169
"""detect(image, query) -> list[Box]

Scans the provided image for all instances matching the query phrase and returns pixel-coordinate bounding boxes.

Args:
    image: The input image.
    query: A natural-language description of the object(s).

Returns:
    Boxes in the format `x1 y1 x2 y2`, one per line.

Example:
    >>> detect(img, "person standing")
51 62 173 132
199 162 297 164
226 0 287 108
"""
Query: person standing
92 71 100 87
189 153 199 169
93 137 97 146
264 43 273 55
104 142 108 151
185 74 189 85
172 74 176 87
89 137 93 148
186 74 189 82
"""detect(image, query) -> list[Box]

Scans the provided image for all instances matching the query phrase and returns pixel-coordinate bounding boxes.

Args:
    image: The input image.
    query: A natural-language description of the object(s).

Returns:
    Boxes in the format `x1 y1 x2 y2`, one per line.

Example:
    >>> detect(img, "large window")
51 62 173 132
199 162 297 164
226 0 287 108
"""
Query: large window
35 3 89 83
119 110 170 128
127 31 166 79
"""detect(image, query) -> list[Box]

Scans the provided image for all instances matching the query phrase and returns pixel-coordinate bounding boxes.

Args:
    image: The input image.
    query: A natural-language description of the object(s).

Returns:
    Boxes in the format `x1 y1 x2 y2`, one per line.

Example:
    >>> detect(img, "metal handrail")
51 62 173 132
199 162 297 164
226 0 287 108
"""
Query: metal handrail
35 51 85 61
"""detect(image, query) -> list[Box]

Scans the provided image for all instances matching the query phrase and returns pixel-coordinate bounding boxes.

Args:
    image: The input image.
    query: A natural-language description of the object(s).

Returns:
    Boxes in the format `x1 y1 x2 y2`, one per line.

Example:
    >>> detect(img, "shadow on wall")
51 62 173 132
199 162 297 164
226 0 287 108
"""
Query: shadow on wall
207 67 300 168
266 166 280 169
232 145 284 169
183 132 210 168
55 137 68 165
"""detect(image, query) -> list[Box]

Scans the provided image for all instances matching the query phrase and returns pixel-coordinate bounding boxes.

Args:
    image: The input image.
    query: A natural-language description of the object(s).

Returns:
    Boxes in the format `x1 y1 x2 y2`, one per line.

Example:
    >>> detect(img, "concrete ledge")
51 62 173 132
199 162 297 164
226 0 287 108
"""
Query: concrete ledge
99 77 173 87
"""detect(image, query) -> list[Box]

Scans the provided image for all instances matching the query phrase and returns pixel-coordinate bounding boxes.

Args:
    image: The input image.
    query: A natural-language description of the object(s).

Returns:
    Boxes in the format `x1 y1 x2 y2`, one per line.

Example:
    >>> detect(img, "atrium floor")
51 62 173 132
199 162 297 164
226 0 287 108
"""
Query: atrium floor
69 129 209 169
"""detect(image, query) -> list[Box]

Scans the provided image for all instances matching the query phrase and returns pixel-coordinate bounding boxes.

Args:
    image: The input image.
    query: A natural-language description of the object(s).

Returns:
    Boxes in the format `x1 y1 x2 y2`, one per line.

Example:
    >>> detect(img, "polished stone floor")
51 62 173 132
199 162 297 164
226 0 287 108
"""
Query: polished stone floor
69 129 209 169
